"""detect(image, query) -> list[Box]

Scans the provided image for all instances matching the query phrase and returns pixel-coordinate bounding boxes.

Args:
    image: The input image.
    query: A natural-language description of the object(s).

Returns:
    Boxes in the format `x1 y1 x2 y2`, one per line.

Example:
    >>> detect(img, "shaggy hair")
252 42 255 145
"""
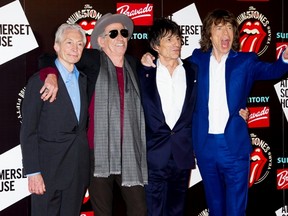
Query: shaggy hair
199 9 240 52
148 18 181 50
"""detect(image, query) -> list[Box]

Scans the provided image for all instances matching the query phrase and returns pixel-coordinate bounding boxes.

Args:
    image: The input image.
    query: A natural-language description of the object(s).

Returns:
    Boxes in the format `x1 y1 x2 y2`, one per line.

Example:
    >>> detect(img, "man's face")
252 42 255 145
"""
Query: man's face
210 22 234 57
54 29 85 69
99 23 128 57
154 33 181 62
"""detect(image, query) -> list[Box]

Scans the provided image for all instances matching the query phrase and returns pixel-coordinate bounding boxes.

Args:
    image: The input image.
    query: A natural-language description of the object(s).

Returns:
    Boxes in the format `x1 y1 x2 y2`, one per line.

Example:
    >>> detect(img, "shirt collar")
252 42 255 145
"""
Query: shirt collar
55 58 79 82
156 57 183 69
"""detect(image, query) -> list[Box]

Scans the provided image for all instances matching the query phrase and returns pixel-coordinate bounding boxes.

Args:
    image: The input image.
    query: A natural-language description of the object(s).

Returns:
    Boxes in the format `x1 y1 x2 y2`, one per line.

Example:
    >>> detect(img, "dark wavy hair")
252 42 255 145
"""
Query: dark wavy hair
148 18 181 50
199 9 240 52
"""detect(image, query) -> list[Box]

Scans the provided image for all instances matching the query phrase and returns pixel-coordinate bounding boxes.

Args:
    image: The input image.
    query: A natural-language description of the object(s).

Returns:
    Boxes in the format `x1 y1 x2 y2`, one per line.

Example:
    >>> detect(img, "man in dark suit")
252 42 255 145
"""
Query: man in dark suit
186 9 288 216
20 23 89 216
37 13 147 216
138 18 197 216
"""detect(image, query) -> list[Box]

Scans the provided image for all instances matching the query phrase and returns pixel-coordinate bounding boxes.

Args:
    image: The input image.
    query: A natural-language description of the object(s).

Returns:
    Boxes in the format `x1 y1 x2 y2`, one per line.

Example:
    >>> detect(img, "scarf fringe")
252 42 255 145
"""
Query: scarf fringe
93 171 121 178
121 181 148 187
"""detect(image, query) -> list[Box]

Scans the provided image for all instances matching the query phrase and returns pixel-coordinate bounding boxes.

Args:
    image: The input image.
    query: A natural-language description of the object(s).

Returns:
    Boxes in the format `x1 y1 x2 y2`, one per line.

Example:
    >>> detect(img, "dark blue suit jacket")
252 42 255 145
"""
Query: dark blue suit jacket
188 48 288 159
138 59 198 170
20 70 89 190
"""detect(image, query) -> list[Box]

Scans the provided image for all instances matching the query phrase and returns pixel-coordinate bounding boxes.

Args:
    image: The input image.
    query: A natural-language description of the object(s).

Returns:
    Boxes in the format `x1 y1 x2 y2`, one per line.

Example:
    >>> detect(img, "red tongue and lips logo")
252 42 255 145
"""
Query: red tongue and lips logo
239 21 266 53
249 147 267 188
79 20 96 48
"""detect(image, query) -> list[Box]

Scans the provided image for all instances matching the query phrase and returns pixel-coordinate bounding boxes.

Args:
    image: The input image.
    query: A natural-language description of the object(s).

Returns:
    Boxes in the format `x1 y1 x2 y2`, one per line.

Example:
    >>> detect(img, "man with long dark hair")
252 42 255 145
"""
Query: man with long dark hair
187 9 288 216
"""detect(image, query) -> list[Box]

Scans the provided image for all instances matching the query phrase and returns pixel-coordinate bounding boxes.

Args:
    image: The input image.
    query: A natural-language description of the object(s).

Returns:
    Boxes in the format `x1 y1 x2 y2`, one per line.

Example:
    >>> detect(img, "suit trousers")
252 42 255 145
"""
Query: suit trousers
197 134 250 216
31 173 86 216
145 157 190 216
89 174 147 216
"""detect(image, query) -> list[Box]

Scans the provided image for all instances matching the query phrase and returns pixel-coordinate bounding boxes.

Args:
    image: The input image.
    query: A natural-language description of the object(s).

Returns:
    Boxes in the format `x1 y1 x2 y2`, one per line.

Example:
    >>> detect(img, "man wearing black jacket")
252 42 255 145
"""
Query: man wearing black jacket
39 13 147 216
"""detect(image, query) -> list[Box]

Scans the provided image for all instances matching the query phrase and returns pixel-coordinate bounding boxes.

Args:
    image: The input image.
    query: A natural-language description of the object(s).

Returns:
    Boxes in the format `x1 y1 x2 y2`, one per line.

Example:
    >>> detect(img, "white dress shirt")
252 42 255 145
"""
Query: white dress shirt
208 54 229 134
156 58 186 129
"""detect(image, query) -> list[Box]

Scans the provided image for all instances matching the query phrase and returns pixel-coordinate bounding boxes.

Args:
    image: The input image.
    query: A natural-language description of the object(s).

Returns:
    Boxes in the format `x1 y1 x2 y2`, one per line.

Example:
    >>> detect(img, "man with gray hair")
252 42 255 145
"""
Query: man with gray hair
39 13 147 216
21 23 89 216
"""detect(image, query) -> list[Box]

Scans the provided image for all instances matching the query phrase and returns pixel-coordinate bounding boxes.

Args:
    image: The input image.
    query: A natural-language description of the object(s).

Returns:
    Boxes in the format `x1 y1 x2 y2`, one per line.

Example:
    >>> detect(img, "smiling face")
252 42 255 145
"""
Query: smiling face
98 23 128 58
210 22 234 60
54 28 85 71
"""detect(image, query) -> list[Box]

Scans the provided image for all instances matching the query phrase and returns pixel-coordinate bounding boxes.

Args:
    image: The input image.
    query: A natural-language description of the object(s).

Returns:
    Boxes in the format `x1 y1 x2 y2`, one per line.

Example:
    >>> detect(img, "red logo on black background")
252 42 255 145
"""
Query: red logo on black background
237 6 271 56
250 147 267 187
248 106 270 128
277 169 288 190
276 42 288 60
66 4 103 49
249 133 272 187
117 3 153 26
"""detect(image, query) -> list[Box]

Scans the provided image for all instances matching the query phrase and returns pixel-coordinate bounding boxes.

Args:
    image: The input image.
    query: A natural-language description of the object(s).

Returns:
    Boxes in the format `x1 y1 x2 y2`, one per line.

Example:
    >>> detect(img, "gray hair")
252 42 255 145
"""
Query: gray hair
54 23 87 45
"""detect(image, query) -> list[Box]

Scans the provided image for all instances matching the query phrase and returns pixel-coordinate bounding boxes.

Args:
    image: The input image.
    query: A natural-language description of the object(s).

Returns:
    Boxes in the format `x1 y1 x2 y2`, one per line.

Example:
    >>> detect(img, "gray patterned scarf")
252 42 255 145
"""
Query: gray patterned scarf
93 51 147 186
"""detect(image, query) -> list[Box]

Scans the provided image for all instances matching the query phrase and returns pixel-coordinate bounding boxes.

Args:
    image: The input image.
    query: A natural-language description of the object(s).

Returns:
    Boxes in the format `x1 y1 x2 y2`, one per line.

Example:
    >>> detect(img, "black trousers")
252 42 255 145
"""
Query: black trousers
89 174 147 216
31 174 86 216
145 158 190 216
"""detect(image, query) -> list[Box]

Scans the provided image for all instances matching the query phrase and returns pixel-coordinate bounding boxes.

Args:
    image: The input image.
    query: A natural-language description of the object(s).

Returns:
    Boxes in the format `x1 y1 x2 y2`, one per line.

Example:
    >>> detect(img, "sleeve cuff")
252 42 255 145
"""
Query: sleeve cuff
39 67 59 82
26 172 41 177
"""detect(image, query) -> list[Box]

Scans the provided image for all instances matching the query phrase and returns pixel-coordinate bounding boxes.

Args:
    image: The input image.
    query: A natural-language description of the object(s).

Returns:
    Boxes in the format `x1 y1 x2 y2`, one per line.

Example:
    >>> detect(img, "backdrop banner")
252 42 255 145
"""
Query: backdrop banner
0 0 38 65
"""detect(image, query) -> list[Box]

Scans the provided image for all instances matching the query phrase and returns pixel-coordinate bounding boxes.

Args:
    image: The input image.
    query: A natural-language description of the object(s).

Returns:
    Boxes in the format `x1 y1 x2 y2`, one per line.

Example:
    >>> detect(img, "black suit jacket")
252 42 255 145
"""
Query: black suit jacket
20 69 89 190
138 59 198 170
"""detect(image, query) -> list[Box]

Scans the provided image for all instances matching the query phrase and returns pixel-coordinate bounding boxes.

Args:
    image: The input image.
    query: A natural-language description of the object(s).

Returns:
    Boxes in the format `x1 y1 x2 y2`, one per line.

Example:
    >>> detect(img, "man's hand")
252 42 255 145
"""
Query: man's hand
40 74 58 102
284 47 288 60
239 108 249 122
28 174 46 195
141 52 156 67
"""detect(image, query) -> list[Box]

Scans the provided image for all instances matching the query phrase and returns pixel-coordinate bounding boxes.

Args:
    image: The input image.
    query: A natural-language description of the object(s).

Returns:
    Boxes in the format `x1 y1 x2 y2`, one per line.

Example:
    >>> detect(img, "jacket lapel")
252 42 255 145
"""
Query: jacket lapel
203 51 211 104
173 61 196 129
178 62 193 118
78 72 87 126
143 67 166 119
225 50 238 111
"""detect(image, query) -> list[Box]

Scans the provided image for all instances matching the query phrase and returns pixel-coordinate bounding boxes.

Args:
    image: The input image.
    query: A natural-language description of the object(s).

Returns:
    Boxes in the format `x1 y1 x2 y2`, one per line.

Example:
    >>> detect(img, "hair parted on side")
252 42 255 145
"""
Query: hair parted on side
55 23 87 45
